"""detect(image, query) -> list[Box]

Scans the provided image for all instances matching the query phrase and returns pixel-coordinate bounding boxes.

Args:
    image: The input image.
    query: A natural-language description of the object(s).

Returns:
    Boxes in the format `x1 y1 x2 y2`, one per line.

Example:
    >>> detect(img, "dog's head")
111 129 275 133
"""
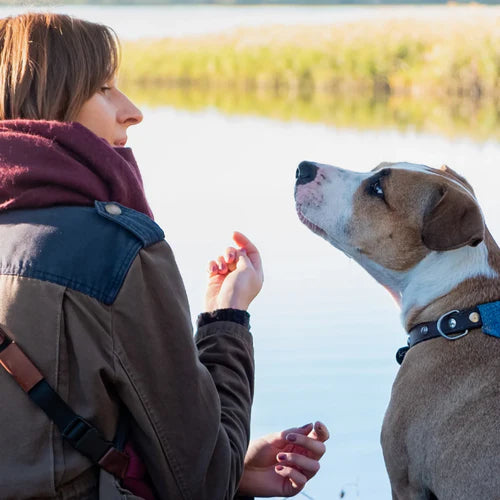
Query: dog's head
294 161 487 310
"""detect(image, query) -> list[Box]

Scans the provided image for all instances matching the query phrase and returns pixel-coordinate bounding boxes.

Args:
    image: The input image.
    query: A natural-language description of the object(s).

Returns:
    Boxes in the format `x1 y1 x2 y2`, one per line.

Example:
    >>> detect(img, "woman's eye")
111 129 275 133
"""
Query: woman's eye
100 86 112 93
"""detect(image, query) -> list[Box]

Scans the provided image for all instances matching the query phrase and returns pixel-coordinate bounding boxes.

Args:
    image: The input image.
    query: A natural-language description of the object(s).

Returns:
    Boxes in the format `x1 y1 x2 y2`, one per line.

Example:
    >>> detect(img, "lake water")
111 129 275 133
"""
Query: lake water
3 4 500 499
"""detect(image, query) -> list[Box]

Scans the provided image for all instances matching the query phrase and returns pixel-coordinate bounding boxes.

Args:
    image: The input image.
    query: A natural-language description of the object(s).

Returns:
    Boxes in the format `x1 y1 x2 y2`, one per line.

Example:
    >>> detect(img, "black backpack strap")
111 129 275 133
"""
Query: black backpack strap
0 325 129 479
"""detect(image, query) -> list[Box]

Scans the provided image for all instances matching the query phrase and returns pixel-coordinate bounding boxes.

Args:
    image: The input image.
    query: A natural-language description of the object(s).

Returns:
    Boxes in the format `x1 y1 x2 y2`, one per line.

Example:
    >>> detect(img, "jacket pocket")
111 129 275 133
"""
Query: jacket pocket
99 469 144 500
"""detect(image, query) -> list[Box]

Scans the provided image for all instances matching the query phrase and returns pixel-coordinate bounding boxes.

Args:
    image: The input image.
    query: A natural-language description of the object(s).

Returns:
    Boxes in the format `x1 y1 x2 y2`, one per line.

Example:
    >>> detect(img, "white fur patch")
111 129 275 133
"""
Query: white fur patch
296 164 364 253
401 242 498 317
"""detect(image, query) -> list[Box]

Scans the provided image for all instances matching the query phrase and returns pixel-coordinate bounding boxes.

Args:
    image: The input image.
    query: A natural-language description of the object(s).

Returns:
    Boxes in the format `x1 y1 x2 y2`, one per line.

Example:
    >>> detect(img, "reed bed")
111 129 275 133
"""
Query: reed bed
120 14 500 99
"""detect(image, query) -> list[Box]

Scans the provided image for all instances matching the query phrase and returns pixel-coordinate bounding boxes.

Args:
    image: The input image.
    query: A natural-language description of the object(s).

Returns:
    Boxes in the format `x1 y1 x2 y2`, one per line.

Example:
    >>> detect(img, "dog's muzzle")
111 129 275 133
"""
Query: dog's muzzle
296 161 318 185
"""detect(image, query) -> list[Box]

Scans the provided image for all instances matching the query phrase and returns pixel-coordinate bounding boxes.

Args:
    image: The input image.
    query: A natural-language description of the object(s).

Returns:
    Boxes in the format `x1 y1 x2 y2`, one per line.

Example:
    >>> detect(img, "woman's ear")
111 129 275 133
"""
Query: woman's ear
422 185 485 251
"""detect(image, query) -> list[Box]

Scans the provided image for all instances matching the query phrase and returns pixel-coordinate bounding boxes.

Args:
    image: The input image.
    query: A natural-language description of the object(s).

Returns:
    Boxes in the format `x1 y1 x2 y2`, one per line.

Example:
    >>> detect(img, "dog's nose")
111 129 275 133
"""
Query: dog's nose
296 161 318 185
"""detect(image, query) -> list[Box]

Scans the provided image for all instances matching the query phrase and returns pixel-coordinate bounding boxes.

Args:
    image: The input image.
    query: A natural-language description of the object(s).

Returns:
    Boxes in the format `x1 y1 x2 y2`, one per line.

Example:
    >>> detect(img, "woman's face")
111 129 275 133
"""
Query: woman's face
74 79 143 146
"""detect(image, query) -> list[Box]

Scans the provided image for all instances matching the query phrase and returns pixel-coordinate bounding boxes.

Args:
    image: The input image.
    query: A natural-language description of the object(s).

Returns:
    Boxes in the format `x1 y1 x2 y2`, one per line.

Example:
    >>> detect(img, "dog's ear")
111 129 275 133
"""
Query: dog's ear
440 165 476 195
422 184 485 251
372 161 394 172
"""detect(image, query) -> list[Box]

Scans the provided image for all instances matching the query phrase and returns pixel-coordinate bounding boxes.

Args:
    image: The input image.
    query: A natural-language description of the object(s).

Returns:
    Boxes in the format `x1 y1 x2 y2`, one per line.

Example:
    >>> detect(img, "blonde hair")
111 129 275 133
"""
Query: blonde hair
0 13 120 121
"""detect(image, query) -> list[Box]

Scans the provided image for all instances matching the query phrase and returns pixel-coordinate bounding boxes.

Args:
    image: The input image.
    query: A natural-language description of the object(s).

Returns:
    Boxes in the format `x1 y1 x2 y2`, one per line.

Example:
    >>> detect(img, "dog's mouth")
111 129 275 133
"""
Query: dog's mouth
296 204 327 238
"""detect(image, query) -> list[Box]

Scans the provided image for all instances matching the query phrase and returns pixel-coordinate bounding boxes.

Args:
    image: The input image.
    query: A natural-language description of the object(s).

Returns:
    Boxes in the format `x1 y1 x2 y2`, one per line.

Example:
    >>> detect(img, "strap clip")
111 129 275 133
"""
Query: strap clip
396 346 410 365
63 417 95 446
62 416 111 464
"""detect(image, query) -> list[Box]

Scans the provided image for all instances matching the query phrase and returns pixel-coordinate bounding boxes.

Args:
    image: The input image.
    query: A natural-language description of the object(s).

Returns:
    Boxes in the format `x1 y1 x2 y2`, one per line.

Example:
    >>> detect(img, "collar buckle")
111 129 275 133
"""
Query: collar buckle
436 309 469 341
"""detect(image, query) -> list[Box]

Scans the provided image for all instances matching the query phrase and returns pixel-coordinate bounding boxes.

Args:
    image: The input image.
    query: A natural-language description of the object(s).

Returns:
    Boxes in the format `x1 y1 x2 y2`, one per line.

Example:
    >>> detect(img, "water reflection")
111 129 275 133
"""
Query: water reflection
123 85 500 141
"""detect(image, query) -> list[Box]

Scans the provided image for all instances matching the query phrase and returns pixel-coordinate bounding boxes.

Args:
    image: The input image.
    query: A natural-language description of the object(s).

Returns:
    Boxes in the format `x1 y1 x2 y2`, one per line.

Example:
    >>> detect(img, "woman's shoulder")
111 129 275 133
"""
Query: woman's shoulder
0 203 165 304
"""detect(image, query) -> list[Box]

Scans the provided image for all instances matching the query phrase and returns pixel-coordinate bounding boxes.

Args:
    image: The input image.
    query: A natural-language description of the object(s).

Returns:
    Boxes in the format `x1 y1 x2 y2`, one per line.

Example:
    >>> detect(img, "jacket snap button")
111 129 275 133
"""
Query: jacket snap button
105 203 122 216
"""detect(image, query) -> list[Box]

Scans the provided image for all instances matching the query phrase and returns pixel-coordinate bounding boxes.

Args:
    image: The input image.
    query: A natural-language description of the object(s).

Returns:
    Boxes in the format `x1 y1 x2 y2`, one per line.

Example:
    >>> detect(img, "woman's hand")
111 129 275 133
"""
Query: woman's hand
237 421 330 497
204 231 263 312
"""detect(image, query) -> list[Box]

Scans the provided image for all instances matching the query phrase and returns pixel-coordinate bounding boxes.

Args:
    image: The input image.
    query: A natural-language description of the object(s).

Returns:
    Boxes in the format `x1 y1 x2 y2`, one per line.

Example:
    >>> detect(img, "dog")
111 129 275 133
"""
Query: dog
294 161 500 500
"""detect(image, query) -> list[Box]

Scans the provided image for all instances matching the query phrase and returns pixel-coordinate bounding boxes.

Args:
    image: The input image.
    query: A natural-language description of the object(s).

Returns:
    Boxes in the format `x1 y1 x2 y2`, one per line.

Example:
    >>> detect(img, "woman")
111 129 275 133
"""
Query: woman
0 13 328 500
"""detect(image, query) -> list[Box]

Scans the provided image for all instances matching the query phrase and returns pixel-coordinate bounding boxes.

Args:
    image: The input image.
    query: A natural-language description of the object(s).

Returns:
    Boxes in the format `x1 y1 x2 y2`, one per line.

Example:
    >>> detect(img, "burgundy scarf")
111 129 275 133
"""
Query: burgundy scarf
0 120 153 218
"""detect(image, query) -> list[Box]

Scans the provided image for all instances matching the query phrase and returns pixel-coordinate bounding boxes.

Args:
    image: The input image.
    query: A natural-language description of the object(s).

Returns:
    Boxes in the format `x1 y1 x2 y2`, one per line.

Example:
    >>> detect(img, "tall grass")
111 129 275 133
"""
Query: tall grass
120 16 500 99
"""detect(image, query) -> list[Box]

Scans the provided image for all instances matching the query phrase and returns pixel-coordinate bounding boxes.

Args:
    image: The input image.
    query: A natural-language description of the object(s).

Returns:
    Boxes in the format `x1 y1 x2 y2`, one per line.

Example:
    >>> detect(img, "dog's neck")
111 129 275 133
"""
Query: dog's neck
403 231 500 330
354 230 500 331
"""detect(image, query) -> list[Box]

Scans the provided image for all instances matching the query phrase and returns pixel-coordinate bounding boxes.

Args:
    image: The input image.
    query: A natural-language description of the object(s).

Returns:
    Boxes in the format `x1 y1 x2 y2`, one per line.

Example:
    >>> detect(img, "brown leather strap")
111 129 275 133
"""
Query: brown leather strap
0 326 43 392
0 323 131 480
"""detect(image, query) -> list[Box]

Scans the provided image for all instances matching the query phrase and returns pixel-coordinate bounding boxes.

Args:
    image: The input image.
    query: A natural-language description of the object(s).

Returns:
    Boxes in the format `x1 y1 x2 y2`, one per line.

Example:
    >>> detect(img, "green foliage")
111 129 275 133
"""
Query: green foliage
120 19 500 99
118 17 500 138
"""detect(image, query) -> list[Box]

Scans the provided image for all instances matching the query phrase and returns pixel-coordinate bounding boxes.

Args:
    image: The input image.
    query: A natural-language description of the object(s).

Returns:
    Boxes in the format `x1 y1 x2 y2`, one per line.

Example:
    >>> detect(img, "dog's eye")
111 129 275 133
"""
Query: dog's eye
369 179 385 199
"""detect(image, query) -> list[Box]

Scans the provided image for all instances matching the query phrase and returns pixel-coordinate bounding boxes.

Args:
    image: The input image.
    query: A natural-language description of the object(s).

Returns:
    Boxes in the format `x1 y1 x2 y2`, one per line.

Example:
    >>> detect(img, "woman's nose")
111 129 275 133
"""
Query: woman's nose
118 92 143 126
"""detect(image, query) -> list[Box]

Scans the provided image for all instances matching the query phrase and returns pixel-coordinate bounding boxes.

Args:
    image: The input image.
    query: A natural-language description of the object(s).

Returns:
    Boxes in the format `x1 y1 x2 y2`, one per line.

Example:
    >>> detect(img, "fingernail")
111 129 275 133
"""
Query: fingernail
275 465 284 471
300 422 313 429
315 421 325 432
285 433 297 442
210 265 218 273
278 453 287 461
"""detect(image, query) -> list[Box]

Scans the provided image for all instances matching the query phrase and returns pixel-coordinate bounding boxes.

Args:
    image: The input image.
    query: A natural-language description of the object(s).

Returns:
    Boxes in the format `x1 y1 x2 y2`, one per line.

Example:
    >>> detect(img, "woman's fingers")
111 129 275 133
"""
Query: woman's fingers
207 256 229 275
311 420 330 442
207 260 219 277
207 244 248 276
209 232 263 278
274 464 307 491
281 422 314 438
284 431 327 458
233 231 263 275
225 246 237 265
232 231 258 254
276 451 320 478
217 257 227 274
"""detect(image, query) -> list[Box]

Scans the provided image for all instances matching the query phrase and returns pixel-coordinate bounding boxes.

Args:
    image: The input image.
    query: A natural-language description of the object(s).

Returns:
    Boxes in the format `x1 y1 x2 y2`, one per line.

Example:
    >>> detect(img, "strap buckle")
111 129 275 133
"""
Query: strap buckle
62 416 95 446
62 416 129 478
436 309 469 341
62 416 111 461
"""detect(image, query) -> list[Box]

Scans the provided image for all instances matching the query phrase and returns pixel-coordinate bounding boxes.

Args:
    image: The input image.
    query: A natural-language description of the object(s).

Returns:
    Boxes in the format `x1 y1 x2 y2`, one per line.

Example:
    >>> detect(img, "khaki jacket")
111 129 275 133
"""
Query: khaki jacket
0 202 254 500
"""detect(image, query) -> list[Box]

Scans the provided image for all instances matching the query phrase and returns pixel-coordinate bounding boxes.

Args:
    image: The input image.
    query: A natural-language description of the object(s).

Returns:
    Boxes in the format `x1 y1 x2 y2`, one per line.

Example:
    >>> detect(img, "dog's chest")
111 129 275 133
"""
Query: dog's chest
382 333 500 475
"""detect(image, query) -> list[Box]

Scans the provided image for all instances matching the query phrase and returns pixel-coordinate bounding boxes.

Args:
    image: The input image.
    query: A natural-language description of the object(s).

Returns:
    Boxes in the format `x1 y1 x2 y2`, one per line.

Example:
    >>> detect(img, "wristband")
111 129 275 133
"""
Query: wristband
197 308 250 330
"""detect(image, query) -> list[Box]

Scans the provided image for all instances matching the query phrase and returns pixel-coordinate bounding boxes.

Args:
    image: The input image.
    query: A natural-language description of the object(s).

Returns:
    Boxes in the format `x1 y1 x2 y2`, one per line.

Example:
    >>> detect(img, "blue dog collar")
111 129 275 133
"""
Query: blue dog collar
477 301 500 339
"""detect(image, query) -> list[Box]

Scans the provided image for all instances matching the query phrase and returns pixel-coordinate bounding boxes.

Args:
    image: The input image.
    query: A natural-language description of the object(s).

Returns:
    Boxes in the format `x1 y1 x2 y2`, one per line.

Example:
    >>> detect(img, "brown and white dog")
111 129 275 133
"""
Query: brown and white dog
294 161 500 500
